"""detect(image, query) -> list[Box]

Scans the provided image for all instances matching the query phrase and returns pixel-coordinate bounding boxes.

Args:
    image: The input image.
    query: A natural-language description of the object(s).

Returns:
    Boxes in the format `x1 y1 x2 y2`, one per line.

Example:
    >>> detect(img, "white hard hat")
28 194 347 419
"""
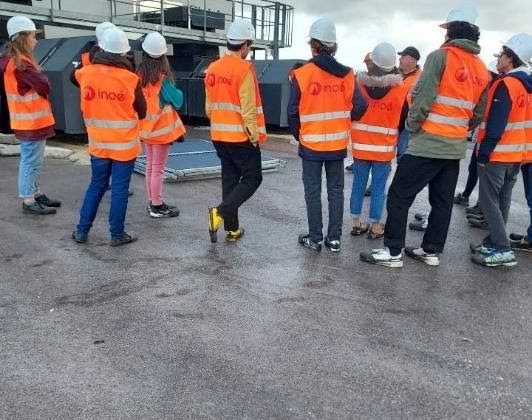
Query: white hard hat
309 18 336 46
371 42 396 71
95 21 116 46
226 18 255 45
100 27 130 54
440 4 478 28
142 32 167 58
7 15 38 38
502 33 532 66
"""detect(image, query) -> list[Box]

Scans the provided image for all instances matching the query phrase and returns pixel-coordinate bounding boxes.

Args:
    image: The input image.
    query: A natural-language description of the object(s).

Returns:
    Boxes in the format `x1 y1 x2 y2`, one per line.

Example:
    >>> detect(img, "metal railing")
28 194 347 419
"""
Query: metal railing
112 0 294 57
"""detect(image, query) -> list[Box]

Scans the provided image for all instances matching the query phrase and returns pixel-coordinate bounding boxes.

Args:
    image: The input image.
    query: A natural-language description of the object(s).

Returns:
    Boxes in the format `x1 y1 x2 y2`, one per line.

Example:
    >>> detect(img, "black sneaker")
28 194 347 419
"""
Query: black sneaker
466 213 485 221
324 237 341 252
110 232 138 247
35 194 61 207
149 203 180 218
465 203 482 215
72 230 88 243
364 187 372 197
414 212 428 221
509 233 525 241
22 201 56 215
453 192 469 206
510 239 532 252
345 163 353 172
298 234 322 252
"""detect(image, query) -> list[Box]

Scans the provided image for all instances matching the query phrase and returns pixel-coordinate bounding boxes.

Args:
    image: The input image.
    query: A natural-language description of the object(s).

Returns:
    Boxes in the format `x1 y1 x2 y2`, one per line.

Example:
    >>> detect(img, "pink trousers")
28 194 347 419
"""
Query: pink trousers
144 143 170 205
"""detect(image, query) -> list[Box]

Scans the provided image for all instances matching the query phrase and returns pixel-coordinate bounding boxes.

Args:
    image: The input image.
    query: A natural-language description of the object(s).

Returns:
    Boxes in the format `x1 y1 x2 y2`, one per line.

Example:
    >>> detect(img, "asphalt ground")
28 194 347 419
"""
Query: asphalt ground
1 133 531 420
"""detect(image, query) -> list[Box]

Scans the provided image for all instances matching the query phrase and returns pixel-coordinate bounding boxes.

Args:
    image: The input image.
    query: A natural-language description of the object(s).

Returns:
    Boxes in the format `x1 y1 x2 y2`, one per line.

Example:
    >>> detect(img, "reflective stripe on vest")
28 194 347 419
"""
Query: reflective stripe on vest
352 143 396 153
88 137 140 151
141 119 184 139
300 111 351 123
301 131 350 142
10 109 53 120
434 95 476 110
352 122 398 136
6 92 40 103
210 123 247 134
145 107 172 121
84 118 138 129
425 113 469 127
493 144 524 152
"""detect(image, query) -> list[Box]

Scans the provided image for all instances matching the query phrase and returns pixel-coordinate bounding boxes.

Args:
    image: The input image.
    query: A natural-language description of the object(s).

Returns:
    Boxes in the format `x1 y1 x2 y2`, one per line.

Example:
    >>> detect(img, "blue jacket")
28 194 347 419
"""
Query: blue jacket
287 53 368 161
478 69 532 164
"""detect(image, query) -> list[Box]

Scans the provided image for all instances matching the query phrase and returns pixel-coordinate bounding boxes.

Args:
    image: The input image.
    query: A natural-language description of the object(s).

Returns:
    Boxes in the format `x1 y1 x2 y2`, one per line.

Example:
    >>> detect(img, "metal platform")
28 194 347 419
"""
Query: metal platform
134 139 283 182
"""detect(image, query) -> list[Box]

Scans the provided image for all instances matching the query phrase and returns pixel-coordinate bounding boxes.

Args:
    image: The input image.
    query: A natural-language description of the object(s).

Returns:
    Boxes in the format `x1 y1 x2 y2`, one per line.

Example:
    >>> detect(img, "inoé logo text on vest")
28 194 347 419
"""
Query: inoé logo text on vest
308 81 345 96
83 86 126 101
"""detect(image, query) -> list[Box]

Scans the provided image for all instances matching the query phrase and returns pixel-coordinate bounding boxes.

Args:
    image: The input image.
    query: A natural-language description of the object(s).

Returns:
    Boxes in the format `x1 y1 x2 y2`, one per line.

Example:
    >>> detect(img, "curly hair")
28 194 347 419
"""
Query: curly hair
502 46 525 68
309 38 337 56
446 21 480 43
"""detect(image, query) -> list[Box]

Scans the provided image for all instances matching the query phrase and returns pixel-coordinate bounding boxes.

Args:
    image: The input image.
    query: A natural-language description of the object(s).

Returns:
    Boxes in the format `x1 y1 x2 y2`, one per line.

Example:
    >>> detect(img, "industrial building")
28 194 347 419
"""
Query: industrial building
0 0 300 133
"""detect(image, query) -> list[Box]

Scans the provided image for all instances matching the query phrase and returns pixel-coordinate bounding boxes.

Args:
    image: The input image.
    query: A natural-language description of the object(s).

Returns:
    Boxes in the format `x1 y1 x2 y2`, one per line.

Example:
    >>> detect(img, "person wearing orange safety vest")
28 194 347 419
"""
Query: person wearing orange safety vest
396 46 422 161
361 5 489 268
288 18 367 252
72 27 147 247
205 18 266 244
349 42 409 240
471 34 532 266
0 15 60 215
138 32 185 219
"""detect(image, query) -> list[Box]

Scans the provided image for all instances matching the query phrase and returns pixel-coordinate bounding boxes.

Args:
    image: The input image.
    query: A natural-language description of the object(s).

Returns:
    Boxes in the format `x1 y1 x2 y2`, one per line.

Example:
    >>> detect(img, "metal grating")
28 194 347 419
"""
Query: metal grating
134 139 283 182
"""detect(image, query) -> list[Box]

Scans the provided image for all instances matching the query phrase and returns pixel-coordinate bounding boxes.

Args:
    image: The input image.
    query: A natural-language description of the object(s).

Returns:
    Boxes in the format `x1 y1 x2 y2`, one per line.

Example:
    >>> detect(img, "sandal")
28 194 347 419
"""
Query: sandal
367 224 384 239
350 222 369 236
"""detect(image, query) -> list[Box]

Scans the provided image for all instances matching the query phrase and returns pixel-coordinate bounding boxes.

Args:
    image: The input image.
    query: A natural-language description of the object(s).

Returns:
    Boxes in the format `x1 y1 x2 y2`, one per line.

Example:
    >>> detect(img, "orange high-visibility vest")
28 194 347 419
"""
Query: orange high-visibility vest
4 57 55 131
293 62 354 152
403 67 422 106
81 52 91 67
421 46 489 139
524 91 532 163
204 54 266 143
351 83 408 161
139 78 186 145
75 64 141 161
477 76 527 163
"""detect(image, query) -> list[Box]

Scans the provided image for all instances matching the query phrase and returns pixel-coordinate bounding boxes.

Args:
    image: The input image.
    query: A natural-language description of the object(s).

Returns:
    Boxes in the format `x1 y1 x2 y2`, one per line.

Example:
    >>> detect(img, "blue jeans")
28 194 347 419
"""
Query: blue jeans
522 163 532 242
396 129 409 162
18 139 46 198
350 159 391 223
302 159 344 243
77 156 135 239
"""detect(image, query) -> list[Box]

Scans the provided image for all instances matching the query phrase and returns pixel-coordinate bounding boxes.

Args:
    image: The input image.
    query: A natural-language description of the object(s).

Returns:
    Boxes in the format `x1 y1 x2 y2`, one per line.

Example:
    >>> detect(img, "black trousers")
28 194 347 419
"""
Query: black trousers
213 141 262 231
462 143 478 198
384 154 460 253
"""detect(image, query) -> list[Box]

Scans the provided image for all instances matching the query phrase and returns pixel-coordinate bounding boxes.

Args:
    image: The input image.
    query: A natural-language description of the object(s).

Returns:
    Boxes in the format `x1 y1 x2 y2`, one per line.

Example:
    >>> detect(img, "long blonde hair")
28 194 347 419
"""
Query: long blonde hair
1 32 38 70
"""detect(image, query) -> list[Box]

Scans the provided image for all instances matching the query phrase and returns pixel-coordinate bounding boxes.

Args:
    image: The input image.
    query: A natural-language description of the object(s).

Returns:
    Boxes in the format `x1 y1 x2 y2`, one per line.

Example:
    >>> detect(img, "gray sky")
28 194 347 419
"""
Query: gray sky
279 1 530 68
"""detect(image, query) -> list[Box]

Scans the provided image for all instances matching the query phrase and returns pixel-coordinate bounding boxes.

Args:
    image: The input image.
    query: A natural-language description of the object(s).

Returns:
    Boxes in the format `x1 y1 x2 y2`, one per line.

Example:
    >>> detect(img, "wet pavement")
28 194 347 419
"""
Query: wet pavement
1 135 531 420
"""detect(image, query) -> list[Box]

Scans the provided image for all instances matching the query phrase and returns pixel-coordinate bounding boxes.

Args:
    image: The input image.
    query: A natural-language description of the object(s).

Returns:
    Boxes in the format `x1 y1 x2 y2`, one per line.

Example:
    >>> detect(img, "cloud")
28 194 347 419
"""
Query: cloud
280 2 521 69
290 0 530 32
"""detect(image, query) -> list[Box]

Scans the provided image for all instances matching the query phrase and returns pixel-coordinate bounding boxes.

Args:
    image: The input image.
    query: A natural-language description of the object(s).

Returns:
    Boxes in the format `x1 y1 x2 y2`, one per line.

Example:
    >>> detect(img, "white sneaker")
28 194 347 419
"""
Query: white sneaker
405 247 440 266
360 247 403 268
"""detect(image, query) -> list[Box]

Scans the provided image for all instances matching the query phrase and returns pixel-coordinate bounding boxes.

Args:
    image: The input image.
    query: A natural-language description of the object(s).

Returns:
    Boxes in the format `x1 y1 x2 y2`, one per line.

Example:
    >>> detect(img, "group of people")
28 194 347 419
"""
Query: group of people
1 16 186 246
285 4 532 269
2 6 532 268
